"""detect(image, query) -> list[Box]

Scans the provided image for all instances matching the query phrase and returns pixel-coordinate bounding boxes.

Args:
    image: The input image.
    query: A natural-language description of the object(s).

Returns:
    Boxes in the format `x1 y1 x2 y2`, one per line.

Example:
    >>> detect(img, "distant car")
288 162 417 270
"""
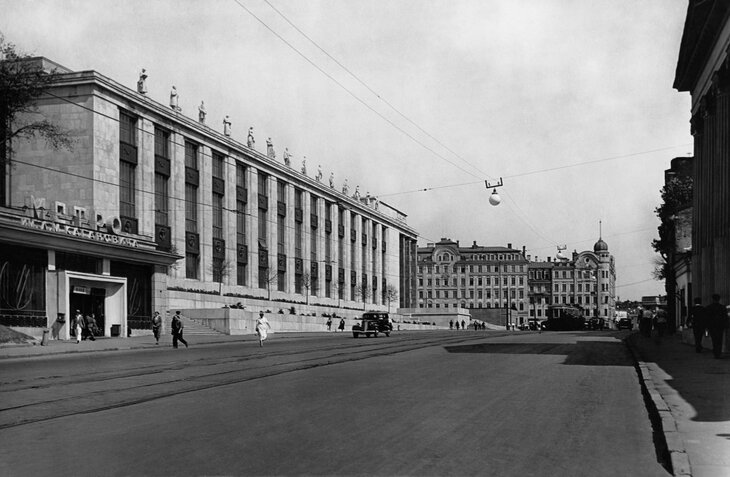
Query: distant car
352 312 393 338
616 317 633 330
586 317 606 330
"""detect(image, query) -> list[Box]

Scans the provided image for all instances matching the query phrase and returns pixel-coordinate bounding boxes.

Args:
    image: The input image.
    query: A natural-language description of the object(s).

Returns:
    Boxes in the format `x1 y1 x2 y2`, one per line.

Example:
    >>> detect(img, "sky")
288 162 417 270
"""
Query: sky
0 0 692 301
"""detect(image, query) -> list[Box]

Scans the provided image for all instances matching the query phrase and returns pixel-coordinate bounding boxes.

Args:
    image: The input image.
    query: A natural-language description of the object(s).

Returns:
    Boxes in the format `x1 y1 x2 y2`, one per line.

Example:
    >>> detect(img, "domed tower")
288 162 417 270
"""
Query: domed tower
592 225 615 322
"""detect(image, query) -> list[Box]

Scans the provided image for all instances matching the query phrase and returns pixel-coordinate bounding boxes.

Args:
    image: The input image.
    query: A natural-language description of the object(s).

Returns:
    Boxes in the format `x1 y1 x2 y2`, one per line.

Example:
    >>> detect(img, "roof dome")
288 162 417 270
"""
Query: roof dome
594 238 608 252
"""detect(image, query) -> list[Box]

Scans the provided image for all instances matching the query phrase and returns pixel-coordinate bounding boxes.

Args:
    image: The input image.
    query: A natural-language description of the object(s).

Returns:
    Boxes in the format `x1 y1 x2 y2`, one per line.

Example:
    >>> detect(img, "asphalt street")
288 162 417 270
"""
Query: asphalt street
0 330 670 476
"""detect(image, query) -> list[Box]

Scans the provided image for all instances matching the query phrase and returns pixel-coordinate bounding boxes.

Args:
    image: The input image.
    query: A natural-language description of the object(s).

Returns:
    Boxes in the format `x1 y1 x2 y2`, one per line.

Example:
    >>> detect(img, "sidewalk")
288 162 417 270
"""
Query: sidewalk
626 332 730 477
0 331 339 360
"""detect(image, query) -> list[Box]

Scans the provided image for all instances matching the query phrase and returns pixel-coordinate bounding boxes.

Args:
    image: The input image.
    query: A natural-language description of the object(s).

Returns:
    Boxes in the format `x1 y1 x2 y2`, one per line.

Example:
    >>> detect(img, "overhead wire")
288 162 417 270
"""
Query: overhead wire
230 0 484 180
259 0 492 181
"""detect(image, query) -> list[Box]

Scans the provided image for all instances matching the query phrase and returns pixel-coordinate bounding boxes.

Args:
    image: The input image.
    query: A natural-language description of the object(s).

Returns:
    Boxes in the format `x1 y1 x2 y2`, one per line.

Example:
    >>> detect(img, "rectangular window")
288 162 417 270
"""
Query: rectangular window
185 141 198 169
120 160 135 217
119 112 137 221
212 151 225 179
186 253 199 280
236 164 247 286
213 257 224 283
212 192 224 240
185 184 198 233
120 112 136 146
154 173 169 225
154 127 169 157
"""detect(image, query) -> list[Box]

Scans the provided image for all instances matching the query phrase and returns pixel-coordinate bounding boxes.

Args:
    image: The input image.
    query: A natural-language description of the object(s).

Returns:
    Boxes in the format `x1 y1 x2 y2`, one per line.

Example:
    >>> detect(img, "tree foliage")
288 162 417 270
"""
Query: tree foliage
1 33 73 164
651 176 693 280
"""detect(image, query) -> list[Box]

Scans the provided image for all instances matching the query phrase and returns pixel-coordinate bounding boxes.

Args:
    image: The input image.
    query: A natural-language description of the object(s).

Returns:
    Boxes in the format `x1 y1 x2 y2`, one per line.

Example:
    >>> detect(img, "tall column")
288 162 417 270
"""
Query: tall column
199 145 212 283
266 175 276 289
249 168 260 289
286 183 296 293
373 222 382 305
169 131 186 280
352 213 362 303
224 154 238 287
137 118 155 238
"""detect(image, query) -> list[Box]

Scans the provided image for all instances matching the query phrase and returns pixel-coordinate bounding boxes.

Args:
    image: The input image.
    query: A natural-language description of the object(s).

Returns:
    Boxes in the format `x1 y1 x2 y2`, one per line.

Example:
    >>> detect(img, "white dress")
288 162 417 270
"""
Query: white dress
256 317 270 341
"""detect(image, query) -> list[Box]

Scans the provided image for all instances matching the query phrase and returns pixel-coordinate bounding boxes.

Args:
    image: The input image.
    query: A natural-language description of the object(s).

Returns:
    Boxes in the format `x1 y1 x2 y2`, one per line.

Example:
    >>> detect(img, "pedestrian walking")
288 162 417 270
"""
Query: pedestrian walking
655 306 668 337
151 311 162 345
688 298 706 353
338 318 345 332
449 320 454 330
638 306 652 337
455 321 460 330
326 318 332 331
461 320 466 330
705 294 729 359
74 309 83 344
256 311 271 347
171 311 188 348
84 313 96 341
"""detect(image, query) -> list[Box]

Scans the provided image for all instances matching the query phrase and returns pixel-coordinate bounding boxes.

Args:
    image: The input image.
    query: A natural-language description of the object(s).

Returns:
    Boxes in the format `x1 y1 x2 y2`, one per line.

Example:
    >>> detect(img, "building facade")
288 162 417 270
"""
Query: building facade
416 239 530 326
0 58 418 338
547 239 617 322
527 259 553 320
674 1 730 306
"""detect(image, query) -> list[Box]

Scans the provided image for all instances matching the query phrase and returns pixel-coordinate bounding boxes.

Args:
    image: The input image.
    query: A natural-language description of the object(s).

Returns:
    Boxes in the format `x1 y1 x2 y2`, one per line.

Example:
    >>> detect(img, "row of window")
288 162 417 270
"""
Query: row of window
119 109 391 304
429 252 524 262
419 264 527 274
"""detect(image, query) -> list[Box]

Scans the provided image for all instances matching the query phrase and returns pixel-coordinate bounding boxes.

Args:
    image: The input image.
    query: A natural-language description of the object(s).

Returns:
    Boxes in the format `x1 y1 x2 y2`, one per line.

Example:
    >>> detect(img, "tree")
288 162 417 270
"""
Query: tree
652 176 693 279
354 282 372 310
209 258 235 295
384 284 398 313
652 175 693 334
1 34 73 206
301 272 311 305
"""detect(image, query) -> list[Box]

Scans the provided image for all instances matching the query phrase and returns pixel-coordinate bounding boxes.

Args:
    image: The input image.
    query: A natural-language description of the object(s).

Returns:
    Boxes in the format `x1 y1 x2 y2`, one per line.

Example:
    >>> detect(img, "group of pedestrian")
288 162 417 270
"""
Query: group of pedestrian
73 309 98 343
449 319 467 330
637 305 668 338
326 317 345 332
687 294 729 359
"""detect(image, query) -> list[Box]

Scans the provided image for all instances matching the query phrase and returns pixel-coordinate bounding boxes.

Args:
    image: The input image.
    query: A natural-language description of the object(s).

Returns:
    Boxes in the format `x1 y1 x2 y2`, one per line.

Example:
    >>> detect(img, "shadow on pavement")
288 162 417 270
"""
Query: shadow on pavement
627 333 730 423
443 340 634 367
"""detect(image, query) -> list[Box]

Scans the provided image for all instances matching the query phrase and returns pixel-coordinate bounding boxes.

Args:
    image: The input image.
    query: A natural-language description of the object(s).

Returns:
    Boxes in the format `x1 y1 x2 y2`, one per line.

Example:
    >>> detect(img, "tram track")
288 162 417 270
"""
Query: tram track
0 332 500 430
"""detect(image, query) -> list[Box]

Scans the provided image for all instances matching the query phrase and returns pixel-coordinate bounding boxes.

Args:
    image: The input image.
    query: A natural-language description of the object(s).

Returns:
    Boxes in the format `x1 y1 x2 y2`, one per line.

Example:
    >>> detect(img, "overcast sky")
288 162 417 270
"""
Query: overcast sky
1 0 692 301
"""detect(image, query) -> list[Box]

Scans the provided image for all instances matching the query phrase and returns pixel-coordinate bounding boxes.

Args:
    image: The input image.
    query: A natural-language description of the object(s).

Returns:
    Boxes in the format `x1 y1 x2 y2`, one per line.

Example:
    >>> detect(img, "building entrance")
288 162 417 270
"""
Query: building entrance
69 286 106 337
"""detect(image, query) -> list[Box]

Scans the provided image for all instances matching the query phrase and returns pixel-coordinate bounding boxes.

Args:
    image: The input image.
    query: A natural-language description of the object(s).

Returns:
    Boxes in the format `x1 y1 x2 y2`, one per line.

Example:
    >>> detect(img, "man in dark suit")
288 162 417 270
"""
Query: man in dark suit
705 294 729 359
688 297 706 353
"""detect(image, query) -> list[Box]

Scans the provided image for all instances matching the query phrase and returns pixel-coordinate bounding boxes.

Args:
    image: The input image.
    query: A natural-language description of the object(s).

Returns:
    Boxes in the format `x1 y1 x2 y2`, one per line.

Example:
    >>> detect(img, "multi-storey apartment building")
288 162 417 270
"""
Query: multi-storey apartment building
527 259 553 320
528 238 617 323
416 239 530 325
0 58 418 339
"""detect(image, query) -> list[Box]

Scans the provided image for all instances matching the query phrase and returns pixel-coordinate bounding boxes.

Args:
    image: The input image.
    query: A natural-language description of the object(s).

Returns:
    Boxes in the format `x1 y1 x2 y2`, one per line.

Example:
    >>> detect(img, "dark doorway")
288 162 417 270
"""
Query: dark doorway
70 287 106 337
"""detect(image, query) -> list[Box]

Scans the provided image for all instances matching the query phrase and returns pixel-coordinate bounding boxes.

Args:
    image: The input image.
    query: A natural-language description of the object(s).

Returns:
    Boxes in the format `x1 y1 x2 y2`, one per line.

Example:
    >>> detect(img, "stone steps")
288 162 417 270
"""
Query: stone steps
163 315 224 336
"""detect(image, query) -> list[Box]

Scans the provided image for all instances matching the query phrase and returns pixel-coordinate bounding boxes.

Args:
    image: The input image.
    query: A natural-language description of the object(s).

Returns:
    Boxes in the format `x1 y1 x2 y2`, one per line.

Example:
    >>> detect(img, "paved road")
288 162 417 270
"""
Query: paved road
0 330 670 476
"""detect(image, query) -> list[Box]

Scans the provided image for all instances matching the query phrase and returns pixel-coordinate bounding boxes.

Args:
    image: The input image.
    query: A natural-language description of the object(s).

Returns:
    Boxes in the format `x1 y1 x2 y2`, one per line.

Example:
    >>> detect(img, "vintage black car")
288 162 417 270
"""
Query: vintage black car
616 317 633 330
352 312 393 338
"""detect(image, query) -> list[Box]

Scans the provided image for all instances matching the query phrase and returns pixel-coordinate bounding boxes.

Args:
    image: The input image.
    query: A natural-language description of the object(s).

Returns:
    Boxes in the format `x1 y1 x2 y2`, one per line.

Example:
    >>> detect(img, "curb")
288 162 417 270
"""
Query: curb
626 337 692 477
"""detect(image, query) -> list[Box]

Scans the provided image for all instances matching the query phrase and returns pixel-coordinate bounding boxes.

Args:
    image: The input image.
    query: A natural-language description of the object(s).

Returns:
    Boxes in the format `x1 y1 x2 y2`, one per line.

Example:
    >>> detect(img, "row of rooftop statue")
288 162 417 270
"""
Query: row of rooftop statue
136 69 377 208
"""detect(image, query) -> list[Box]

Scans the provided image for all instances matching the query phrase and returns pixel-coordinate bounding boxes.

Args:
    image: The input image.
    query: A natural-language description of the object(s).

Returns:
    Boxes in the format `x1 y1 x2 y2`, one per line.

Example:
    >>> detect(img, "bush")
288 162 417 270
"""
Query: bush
289 306 296 314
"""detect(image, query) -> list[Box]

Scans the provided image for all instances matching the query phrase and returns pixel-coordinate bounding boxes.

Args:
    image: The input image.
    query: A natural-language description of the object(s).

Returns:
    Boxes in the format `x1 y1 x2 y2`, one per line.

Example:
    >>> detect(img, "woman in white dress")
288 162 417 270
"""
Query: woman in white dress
256 311 271 347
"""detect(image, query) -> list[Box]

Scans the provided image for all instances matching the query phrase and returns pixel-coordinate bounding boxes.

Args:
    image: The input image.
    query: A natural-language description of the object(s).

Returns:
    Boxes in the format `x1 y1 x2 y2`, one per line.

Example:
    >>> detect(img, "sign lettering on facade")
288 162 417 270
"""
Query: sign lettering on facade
20 218 139 248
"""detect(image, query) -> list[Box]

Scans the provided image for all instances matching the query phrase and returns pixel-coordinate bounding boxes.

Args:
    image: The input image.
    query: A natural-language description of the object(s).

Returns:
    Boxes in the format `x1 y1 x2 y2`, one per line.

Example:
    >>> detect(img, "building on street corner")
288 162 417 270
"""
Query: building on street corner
0 57 418 339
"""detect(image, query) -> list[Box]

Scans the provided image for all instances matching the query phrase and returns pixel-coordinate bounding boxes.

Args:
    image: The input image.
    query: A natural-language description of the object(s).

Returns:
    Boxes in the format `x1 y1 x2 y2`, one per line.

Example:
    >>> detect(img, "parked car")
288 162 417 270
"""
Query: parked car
352 312 393 338
616 317 633 330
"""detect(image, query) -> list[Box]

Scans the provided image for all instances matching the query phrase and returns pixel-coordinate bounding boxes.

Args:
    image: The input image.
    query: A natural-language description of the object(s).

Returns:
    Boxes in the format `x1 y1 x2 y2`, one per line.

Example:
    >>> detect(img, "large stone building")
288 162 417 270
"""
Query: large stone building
417 239 530 327
547 238 617 322
416 237 616 328
0 58 418 339
674 1 730 307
